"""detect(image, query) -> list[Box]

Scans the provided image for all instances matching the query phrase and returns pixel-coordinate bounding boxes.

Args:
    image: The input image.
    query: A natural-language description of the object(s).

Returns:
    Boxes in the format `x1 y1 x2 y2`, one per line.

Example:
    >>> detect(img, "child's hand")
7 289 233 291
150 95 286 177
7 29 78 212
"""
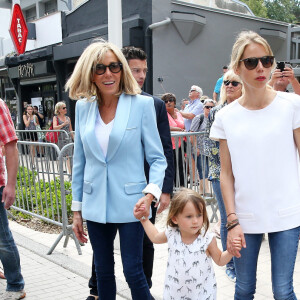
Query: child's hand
133 204 146 220
232 237 242 251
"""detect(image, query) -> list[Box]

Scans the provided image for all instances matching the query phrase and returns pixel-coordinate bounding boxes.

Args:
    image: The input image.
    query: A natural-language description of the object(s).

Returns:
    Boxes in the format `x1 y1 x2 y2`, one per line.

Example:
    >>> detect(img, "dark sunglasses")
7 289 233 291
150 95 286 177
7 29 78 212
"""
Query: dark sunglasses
204 106 214 109
93 62 123 75
189 89 196 92
224 80 240 87
239 56 274 70
62 107 67 110
164 99 175 103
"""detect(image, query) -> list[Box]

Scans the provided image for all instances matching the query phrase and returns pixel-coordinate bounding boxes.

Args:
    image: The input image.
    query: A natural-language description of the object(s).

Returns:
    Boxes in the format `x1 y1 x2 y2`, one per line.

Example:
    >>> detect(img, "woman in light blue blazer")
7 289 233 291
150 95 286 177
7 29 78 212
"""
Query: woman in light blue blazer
65 41 167 300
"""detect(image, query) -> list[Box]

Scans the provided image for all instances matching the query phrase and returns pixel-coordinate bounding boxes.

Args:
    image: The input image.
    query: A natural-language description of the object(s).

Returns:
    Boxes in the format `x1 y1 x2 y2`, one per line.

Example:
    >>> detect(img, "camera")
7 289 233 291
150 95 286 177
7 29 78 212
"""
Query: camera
277 62 285 72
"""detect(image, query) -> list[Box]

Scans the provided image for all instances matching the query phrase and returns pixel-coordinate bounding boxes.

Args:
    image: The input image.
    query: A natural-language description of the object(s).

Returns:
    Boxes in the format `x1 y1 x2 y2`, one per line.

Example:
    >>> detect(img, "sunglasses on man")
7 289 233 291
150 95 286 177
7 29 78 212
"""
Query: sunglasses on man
223 80 240 87
204 106 214 109
93 62 123 75
239 56 274 70
164 99 175 103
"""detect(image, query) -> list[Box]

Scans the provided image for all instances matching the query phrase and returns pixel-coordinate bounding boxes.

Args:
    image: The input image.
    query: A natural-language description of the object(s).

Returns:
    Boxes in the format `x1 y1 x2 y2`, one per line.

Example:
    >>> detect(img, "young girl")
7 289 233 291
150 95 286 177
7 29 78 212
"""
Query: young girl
134 188 241 300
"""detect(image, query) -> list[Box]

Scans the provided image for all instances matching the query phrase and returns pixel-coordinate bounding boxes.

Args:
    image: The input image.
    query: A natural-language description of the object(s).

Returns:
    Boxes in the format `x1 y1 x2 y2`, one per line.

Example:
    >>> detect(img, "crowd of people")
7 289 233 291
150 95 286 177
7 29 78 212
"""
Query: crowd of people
21 102 73 169
1 29 300 300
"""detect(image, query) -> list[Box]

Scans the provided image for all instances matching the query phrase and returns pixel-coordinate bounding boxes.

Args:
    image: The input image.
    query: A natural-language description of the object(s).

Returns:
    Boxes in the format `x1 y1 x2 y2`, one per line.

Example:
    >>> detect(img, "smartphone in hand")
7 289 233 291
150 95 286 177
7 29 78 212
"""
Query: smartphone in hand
277 61 285 72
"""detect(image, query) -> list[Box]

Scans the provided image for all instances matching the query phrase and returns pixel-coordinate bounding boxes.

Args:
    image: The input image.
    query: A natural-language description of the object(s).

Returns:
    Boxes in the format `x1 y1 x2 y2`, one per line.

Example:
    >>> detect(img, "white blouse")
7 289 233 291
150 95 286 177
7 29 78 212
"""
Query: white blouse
95 111 114 158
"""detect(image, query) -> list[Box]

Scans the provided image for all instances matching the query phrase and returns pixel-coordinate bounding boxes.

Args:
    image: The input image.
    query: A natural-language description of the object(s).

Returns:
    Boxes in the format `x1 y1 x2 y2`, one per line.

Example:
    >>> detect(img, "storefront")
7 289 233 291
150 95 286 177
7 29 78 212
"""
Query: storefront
3 0 298 131
6 59 58 129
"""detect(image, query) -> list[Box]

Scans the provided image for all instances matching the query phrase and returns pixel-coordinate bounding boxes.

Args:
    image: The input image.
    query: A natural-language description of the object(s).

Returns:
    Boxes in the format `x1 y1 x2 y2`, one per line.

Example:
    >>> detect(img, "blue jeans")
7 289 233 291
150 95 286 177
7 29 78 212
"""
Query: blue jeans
0 187 24 291
234 227 300 300
193 154 208 180
86 220 151 300
211 179 234 270
196 154 209 180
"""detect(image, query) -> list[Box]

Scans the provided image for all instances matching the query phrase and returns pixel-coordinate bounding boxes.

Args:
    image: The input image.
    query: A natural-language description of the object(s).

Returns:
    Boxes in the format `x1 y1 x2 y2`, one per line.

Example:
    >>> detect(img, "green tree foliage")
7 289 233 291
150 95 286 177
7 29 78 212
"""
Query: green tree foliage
242 0 268 18
265 0 300 23
240 0 299 23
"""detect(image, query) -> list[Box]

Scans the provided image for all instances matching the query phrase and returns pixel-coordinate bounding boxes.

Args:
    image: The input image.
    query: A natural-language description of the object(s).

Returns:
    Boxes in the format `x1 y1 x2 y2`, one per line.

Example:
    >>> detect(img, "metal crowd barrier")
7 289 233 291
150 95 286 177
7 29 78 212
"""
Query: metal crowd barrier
47 143 80 255
12 130 217 255
12 140 81 255
16 129 71 144
171 131 219 222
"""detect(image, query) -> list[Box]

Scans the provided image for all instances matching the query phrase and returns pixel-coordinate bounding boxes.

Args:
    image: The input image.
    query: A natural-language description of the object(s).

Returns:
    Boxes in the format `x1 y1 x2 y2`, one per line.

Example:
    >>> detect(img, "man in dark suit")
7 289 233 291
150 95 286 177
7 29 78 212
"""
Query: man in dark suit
86 47 174 300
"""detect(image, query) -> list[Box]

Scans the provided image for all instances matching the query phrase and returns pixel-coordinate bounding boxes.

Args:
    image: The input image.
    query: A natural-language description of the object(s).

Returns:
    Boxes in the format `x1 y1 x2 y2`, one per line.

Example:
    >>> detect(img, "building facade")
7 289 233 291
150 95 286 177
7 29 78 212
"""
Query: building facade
0 0 299 129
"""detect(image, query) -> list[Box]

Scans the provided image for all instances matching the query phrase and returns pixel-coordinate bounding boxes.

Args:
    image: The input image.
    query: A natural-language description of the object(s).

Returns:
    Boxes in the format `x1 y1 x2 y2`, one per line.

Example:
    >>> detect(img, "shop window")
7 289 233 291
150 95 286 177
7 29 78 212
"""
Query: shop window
44 96 55 127
5 88 18 127
3 77 14 89
41 83 57 92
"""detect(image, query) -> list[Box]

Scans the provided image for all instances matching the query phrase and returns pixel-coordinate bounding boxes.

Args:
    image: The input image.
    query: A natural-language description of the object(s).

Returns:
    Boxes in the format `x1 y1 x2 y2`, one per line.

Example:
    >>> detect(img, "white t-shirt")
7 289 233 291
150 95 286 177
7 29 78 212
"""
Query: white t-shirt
95 111 114 158
210 92 300 233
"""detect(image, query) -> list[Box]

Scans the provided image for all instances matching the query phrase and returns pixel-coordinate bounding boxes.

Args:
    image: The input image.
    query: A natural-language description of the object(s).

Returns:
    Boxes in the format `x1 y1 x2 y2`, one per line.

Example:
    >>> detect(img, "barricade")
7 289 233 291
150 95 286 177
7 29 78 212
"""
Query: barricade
17 129 72 162
171 131 219 222
12 131 217 255
16 129 71 144
12 141 81 255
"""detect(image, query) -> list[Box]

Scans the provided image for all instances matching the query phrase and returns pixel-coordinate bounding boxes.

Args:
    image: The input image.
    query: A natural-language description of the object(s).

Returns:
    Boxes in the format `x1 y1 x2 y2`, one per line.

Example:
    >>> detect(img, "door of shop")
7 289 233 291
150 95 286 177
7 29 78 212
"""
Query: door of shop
23 82 57 128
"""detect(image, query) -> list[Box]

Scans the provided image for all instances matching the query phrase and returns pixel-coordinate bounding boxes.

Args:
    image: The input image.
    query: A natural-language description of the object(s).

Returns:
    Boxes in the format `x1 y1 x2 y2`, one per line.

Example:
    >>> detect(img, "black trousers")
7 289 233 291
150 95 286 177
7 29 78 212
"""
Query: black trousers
88 202 158 295
173 147 185 187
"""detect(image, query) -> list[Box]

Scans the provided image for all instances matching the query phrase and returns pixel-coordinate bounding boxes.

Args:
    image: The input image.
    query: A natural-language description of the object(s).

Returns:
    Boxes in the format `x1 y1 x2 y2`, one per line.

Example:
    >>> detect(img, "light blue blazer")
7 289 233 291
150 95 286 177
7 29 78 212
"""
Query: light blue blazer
71 93 167 223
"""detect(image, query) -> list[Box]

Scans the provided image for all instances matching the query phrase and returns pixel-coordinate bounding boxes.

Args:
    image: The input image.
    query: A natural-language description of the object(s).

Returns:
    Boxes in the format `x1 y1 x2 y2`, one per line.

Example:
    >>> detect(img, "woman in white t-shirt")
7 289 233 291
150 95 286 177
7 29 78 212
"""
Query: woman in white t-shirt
210 31 300 300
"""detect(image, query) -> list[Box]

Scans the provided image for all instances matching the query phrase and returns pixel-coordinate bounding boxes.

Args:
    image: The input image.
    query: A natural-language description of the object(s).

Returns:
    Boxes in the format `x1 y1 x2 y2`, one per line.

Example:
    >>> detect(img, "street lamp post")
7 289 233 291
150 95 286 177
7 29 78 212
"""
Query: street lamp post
107 0 122 48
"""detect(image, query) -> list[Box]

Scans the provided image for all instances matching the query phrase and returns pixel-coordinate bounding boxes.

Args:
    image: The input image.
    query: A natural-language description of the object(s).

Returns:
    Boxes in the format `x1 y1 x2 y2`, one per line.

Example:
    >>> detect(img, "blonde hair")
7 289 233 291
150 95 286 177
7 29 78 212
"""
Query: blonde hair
229 31 275 72
54 101 66 115
219 69 243 104
167 188 209 235
65 41 141 101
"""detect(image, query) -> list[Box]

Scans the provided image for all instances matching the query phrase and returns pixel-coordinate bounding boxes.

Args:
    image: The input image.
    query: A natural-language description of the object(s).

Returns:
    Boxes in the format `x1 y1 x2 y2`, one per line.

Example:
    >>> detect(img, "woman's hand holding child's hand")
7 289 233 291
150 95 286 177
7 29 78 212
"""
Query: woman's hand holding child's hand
133 202 148 221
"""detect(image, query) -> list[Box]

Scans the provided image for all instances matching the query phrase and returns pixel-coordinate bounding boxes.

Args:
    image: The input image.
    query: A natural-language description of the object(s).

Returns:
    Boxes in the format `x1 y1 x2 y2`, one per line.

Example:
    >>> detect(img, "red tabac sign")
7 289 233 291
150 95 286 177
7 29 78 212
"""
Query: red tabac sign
9 4 28 55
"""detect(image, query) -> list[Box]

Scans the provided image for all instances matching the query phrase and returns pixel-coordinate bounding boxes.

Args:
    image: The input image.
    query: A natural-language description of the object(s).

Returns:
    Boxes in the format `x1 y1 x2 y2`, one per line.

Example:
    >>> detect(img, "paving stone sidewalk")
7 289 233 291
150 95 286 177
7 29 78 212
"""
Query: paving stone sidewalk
0 246 88 300
1 210 300 299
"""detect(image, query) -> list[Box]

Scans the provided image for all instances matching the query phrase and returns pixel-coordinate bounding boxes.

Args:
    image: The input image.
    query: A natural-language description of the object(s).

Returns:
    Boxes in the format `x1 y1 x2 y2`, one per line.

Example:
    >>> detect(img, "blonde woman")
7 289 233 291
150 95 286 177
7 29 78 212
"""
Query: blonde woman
53 102 74 147
205 70 243 282
65 41 166 300
210 31 300 299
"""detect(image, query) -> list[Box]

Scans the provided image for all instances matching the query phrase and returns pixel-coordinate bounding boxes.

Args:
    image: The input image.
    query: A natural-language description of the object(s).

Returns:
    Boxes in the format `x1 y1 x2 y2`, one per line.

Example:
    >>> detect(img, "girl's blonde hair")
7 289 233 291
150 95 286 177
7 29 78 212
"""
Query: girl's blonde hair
219 69 243 104
229 31 275 72
167 188 209 235
54 101 66 115
65 41 141 101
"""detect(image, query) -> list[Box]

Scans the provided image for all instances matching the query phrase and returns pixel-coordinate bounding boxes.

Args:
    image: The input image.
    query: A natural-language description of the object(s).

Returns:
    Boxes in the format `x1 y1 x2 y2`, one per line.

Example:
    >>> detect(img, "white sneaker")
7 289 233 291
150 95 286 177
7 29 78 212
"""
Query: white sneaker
1 290 26 300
